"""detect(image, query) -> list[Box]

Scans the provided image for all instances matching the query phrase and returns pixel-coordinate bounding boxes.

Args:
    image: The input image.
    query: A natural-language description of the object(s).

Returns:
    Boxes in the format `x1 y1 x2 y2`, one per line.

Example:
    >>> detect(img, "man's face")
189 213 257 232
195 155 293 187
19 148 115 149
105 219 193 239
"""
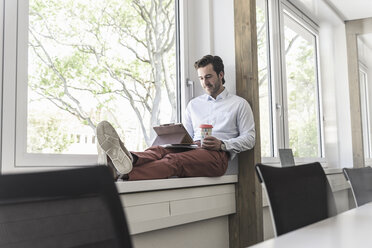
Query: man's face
197 64 224 98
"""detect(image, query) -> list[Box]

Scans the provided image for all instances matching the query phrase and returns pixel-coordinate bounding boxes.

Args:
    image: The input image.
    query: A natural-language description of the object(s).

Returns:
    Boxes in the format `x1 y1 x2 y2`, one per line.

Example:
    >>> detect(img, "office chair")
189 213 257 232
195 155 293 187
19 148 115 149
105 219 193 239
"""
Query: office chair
343 166 372 207
256 162 336 236
0 166 133 248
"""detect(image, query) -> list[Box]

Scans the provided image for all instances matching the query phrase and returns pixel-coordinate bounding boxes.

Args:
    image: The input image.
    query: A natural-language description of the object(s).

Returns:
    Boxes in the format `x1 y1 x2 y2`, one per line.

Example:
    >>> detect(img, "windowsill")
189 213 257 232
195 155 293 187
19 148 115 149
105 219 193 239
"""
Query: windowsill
116 175 238 234
323 167 343 174
261 157 347 174
114 167 342 194
115 175 238 193
261 157 327 165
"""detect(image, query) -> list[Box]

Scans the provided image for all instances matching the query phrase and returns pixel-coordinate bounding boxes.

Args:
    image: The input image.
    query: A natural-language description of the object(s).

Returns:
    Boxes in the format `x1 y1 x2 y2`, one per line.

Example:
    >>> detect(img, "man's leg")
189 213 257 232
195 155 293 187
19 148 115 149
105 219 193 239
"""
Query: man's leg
96 121 228 180
96 121 133 174
97 121 178 178
131 146 183 166
128 148 229 180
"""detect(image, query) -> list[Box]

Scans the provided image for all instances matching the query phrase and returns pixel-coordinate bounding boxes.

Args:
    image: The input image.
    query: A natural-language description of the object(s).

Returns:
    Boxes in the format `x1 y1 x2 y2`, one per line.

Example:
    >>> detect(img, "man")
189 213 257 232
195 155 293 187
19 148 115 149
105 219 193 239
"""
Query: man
97 55 255 180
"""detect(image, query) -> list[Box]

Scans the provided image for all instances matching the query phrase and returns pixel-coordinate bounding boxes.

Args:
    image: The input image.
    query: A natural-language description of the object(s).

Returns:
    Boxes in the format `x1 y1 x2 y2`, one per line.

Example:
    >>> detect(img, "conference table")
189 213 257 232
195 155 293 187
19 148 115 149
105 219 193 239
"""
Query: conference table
249 202 372 248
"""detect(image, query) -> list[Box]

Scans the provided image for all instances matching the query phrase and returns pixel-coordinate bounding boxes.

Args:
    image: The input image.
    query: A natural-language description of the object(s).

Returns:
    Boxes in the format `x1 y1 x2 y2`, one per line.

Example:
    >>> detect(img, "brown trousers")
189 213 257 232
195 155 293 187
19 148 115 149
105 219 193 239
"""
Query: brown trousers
128 146 229 180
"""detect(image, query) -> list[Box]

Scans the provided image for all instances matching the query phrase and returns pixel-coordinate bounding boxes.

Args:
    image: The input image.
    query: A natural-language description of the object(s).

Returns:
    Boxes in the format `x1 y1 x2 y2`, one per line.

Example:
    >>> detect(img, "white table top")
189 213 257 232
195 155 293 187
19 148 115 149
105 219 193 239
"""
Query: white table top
250 202 372 248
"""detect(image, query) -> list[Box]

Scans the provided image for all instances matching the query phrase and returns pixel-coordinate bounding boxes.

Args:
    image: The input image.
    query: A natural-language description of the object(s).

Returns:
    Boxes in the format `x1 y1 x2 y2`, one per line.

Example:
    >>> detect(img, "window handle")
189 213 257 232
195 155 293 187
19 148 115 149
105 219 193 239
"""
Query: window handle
276 103 282 118
186 79 194 99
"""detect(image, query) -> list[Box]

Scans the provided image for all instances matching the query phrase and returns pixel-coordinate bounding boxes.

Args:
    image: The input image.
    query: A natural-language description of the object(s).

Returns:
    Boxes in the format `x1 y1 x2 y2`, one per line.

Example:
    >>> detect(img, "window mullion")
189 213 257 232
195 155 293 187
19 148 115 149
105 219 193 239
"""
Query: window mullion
315 36 325 158
278 1 290 150
268 0 286 156
2 0 18 173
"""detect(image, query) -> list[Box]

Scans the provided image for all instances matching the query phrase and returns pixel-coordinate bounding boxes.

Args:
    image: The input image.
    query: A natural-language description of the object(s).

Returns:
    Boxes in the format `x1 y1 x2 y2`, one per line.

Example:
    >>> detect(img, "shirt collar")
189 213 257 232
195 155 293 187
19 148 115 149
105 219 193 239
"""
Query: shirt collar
206 88 229 101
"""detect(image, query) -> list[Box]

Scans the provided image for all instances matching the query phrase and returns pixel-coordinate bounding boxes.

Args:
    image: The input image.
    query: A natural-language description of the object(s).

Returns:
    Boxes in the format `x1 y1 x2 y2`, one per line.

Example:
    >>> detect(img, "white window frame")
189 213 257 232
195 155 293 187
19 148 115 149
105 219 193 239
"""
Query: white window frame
1 0 182 173
359 63 372 161
261 0 324 164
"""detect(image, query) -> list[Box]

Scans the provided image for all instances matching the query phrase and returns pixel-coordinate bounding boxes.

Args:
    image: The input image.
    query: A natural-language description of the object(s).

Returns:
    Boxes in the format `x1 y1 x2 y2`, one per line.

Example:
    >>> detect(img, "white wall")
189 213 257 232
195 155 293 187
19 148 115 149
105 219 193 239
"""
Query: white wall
211 0 236 94
319 23 340 167
333 24 354 168
318 21 353 168
182 0 235 102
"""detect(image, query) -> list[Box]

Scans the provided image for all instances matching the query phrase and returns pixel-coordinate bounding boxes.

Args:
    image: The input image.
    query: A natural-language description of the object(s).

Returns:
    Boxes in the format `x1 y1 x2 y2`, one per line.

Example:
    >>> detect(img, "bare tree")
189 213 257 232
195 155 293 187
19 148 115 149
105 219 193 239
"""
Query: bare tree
28 0 176 148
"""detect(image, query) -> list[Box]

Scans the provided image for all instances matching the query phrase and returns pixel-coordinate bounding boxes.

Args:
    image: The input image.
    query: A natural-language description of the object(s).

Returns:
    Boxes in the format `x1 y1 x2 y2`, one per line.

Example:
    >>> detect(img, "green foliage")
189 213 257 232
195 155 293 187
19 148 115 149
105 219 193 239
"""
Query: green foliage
285 30 319 157
257 9 320 158
28 0 177 152
28 115 75 153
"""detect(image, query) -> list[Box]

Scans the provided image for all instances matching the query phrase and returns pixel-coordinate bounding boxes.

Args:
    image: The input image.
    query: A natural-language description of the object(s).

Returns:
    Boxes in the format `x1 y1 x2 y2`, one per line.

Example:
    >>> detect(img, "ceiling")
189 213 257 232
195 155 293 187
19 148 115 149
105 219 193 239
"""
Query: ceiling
325 0 372 21
290 0 372 22
290 0 372 48
325 0 372 50
327 0 372 51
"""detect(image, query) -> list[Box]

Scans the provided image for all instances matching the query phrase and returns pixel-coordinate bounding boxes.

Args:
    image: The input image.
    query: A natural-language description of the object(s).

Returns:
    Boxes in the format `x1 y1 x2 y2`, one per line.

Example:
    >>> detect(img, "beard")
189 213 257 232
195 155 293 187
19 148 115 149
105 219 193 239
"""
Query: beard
205 78 222 96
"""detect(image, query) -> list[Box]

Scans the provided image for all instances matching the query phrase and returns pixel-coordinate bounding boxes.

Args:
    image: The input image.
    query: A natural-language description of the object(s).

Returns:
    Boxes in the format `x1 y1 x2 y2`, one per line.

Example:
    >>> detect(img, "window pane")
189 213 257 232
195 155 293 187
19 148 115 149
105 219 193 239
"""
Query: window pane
359 70 371 158
257 0 272 157
283 13 320 157
28 0 177 154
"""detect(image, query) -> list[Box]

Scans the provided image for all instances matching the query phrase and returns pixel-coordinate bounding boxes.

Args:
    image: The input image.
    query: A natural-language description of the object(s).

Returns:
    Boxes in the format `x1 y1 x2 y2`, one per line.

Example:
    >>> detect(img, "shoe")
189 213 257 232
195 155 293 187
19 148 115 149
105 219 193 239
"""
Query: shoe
96 121 133 175
97 146 123 180
106 156 129 181
106 156 120 180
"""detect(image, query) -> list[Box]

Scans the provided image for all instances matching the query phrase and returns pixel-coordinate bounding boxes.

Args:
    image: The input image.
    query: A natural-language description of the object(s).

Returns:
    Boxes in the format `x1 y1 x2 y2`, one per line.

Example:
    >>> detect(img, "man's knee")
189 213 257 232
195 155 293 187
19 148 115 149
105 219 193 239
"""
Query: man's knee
215 163 228 176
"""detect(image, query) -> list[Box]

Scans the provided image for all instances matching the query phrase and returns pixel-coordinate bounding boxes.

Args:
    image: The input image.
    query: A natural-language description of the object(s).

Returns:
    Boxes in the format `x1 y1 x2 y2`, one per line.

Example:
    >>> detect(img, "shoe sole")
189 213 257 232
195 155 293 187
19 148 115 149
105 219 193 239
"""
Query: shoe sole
96 121 133 174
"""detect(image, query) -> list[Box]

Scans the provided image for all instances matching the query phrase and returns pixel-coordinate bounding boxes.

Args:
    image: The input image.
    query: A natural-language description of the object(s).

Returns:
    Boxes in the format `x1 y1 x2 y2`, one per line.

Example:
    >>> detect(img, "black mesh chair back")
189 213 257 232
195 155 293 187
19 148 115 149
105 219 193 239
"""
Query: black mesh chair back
343 166 372 207
0 166 132 248
256 162 336 236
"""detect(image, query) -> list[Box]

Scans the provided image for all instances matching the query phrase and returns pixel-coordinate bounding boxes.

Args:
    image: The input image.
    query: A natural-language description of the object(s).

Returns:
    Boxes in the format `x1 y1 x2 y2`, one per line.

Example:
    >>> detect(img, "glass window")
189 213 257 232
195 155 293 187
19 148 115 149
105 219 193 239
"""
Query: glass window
256 0 323 160
22 0 178 159
282 12 322 158
359 68 371 159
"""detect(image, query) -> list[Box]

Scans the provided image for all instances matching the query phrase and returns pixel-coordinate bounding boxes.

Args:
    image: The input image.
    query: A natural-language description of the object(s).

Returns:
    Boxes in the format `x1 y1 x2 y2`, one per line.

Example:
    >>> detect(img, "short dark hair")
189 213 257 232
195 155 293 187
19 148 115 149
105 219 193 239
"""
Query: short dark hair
194 55 225 84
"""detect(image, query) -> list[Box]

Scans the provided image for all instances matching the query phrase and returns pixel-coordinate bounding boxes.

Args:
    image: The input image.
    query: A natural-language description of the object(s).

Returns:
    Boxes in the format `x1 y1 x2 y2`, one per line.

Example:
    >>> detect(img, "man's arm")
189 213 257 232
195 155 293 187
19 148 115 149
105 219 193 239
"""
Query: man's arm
183 103 195 139
202 100 255 152
222 100 255 153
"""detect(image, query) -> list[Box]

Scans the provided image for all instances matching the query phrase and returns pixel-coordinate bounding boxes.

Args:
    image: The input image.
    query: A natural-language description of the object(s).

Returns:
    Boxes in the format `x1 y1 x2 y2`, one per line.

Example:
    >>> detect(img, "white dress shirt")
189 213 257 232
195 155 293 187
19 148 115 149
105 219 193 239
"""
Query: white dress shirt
184 88 255 159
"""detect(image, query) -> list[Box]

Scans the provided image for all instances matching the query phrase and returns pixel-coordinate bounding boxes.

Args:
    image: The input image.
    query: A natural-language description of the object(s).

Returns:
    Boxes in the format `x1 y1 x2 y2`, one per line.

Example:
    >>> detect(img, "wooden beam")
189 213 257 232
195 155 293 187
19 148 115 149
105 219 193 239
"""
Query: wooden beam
229 0 263 247
345 30 364 168
345 18 372 168
345 17 372 35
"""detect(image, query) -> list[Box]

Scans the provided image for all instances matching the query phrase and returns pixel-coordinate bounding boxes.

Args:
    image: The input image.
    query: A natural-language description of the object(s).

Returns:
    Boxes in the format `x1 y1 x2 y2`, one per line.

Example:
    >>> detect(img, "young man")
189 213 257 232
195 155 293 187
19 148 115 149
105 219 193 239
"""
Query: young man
97 55 255 180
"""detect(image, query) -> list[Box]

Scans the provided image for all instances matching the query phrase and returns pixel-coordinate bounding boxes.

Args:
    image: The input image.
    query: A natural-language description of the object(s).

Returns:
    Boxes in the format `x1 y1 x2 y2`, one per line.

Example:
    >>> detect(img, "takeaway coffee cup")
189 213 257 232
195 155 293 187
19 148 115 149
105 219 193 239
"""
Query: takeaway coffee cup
200 124 213 146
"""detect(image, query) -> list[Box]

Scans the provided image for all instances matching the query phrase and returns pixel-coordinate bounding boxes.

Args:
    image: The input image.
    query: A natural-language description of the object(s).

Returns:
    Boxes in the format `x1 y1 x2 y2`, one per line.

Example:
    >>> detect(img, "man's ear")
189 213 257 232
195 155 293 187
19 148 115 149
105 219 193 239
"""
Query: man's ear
219 71 224 80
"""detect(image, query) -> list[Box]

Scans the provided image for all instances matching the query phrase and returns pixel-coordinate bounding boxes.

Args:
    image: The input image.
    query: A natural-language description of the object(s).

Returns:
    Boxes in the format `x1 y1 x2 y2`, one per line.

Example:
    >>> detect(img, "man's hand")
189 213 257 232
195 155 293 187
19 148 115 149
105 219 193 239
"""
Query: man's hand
202 136 222 150
193 140 201 147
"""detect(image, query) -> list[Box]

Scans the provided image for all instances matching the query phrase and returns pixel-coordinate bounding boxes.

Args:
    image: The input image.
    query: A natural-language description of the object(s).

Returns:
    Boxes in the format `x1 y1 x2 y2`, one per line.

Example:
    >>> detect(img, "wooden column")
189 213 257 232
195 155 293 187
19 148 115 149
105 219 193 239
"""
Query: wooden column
346 30 364 168
229 0 263 247
345 17 372 168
